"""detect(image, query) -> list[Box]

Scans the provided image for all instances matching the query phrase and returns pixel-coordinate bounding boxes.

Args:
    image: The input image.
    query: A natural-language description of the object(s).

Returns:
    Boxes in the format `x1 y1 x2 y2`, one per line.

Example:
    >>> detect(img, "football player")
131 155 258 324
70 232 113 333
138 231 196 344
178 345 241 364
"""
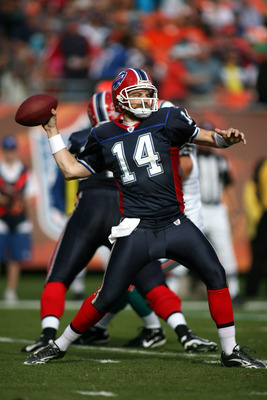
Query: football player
22 91 216 353
83 98 210 350
25 68 265 368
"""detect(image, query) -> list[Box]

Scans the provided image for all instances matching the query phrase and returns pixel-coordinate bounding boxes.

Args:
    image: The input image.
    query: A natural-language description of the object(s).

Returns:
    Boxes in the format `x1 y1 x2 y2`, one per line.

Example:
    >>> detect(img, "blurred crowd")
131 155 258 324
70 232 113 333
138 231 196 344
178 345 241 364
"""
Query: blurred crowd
1 0 267 107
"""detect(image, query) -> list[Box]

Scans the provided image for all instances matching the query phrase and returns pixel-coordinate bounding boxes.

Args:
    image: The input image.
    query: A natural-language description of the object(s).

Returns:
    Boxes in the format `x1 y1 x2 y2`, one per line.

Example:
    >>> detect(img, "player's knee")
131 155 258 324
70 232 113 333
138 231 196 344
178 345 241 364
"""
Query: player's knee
93 290 122 313
204 265 227 290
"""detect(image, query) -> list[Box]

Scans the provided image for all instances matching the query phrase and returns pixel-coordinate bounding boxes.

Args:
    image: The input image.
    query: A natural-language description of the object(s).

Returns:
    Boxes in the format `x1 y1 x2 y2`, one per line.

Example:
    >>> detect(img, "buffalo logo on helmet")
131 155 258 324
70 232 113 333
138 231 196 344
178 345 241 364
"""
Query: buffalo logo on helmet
112 71 127 91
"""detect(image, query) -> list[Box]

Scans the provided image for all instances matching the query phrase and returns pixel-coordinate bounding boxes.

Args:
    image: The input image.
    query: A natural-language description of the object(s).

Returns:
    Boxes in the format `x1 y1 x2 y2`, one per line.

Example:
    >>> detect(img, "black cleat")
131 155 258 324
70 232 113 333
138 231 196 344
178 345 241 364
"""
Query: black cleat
221 345 266 368
24 341 66 365
73 327 110 345
124 327 166 349
180 330 218 352
21 336 51 353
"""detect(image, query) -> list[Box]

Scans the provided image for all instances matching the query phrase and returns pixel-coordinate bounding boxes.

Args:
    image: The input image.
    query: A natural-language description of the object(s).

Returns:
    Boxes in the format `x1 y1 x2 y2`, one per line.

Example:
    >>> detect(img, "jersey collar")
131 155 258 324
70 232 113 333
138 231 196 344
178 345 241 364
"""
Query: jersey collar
114 118 140 132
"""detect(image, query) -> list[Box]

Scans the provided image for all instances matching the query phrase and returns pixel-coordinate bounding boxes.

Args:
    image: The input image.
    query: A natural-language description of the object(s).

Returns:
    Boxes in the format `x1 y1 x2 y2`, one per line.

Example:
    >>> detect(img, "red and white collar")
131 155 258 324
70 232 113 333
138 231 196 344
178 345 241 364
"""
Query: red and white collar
114 118 140 132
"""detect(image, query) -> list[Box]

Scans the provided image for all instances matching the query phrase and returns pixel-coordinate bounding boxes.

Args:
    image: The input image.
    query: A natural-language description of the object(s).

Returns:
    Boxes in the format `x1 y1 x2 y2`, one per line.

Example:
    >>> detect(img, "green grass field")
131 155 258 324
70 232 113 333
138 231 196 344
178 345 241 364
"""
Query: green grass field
0 272 267 400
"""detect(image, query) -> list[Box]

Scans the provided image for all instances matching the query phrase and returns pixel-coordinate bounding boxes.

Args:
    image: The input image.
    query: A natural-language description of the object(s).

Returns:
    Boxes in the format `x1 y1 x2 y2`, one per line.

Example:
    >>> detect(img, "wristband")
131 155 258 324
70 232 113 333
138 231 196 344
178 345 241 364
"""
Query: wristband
48 135 66 154
214 132 230 148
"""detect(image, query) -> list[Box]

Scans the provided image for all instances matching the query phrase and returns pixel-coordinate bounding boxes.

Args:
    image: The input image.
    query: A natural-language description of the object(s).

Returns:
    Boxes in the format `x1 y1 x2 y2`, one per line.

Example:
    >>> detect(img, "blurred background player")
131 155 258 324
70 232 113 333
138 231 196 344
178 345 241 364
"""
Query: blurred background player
167 121 243 305
197 122 243 304
49 140 88 301
0 135 36 303
22 91 217 354
243 157 267 297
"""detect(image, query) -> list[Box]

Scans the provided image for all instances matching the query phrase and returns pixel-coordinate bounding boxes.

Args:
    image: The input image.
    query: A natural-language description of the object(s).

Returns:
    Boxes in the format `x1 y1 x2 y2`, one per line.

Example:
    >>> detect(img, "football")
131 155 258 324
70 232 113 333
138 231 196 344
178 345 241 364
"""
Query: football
15 94 58 127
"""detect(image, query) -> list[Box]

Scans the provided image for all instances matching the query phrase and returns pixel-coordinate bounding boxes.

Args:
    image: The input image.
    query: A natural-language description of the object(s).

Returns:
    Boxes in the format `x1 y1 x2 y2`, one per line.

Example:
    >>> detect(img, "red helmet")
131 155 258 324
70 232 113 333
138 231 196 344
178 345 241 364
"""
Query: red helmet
87 91 118 127
111 68 158 118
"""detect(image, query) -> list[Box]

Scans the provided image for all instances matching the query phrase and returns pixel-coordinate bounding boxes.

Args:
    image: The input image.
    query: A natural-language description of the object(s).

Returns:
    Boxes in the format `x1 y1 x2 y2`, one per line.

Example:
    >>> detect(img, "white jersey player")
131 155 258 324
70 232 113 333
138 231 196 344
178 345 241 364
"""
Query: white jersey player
197 143 241 302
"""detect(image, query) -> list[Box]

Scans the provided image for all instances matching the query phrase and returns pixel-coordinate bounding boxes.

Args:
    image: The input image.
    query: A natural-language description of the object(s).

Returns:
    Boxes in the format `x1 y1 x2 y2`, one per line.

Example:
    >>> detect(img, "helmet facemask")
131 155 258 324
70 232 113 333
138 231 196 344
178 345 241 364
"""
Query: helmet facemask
117 82 158 119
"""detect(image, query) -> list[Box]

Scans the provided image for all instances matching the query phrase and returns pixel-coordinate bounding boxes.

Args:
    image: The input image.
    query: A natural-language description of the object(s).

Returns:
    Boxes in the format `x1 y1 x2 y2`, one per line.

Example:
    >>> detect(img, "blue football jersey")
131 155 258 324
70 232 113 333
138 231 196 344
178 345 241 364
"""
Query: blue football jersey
78 107 199 219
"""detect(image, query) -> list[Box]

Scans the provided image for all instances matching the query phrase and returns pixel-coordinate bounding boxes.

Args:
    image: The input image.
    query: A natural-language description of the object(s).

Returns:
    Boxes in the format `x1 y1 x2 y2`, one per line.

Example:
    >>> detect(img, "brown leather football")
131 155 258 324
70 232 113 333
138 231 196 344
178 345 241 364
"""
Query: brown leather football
15 94 58 127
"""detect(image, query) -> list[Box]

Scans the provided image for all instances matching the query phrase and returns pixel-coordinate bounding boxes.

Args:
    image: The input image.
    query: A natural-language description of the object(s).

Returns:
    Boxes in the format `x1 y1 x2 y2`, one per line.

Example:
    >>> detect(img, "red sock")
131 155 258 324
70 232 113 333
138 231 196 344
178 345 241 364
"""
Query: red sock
207 287 234 327
71 291 106 333
145 285 182 320
41 282 67 320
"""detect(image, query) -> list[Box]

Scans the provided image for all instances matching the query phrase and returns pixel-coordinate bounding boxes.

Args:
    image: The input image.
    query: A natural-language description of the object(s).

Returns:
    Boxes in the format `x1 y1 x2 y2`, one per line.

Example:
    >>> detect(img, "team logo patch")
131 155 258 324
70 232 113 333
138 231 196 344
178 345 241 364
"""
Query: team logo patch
173 218 181 226
112 71 127 90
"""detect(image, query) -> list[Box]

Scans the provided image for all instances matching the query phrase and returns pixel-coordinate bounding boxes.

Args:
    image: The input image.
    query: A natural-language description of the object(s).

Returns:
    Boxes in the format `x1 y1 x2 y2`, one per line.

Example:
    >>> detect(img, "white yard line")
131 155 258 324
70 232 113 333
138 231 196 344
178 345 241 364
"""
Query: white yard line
0 336 219 358
76 391 116 397
72 344 219 358
83 359 120 364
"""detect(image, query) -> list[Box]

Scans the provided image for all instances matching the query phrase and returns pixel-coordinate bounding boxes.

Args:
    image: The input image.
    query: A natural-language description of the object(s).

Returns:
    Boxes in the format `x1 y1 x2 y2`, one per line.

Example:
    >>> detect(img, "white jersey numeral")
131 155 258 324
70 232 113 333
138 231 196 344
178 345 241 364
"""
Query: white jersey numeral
112 133 164 184
112 142 136 184
134 133 163 177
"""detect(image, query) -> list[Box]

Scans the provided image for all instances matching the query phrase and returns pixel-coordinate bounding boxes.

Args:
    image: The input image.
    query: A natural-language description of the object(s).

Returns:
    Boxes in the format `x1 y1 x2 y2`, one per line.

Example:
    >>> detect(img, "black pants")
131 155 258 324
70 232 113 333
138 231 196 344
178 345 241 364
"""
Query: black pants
46 188 119 287
94 214 227 313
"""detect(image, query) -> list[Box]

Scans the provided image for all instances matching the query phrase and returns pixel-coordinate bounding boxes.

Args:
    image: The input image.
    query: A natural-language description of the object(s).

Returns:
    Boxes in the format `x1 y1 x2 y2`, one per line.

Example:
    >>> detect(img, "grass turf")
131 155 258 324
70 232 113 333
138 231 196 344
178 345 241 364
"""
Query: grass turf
0 272 266 400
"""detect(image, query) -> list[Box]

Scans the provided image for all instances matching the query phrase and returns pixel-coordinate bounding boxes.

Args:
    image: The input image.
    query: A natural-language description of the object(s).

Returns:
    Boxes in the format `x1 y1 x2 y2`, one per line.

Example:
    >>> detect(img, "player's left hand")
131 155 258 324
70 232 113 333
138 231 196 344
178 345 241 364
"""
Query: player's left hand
215 128 246 145
43 109 57 128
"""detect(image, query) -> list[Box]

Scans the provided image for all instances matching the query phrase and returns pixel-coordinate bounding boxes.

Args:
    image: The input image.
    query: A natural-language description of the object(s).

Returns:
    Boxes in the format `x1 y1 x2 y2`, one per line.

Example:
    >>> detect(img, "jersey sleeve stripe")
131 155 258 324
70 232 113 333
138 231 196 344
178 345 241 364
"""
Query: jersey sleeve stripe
77 159 96 174
189 127 199 143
